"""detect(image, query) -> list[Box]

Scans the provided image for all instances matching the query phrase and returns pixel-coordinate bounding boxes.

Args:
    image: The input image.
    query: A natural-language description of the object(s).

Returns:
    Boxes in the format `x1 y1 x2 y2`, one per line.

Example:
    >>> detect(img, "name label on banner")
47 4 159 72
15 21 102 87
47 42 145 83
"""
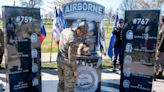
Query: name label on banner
63 1 104 15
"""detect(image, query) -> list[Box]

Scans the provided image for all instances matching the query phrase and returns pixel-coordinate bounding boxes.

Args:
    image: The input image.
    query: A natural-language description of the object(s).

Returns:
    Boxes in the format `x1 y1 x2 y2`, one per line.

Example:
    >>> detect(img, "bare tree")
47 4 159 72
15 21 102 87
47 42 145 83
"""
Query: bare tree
20 0 43 8
106 8 114 24
133 0 164 9
47 0 81 9
120 0 164 10
120 0 138 11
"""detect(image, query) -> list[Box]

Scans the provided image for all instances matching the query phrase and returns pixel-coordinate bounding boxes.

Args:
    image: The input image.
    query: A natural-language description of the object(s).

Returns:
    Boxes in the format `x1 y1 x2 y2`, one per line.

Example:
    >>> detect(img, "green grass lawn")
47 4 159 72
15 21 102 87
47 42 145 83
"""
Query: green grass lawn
42 20 113 53
40 20 114 68
41 32 59 53
0 19 113 53
41 20 113 67
0 60 113 69
43 19 53 31
104 22 113 52
0 19 114 68
0 63 5 68
41 62 57 69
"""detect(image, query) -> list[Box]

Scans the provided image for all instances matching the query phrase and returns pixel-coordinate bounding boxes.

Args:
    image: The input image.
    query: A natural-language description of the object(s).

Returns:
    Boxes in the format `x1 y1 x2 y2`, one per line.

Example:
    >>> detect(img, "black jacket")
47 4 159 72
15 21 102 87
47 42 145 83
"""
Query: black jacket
112 27 122 48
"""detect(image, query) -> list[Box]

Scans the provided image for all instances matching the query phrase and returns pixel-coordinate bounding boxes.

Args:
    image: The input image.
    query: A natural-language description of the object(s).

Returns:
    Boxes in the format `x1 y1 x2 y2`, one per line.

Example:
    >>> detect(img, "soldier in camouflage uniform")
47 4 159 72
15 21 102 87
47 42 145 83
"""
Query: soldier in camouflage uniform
0 29 4 69
56 21 88 92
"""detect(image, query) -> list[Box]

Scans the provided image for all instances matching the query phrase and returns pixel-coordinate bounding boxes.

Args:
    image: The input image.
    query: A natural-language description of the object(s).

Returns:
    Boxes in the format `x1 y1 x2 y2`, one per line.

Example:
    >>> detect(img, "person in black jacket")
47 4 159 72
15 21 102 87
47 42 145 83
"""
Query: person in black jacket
112 19 124 71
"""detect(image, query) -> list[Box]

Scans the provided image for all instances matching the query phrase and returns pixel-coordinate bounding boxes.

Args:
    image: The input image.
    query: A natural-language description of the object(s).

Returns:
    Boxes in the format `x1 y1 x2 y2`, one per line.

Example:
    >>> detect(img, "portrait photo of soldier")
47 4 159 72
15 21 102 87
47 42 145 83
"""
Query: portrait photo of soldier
6 18 16 45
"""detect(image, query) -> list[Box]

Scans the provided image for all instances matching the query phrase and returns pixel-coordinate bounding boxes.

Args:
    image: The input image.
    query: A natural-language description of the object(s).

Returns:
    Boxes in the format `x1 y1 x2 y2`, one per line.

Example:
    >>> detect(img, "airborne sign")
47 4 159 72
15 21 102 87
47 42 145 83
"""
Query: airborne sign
63 1 104 15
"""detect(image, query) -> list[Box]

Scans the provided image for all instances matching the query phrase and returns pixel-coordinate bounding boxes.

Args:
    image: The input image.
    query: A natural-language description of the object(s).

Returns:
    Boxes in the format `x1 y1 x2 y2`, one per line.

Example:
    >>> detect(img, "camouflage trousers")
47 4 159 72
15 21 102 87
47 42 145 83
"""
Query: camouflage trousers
57 63 76 92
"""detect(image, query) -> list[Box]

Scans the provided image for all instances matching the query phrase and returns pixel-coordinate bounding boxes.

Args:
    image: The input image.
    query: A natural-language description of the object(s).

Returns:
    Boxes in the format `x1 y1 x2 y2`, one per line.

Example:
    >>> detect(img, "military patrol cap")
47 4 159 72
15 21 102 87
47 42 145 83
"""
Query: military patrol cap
78 21 88 34
118 19 124 23
72 21 88 34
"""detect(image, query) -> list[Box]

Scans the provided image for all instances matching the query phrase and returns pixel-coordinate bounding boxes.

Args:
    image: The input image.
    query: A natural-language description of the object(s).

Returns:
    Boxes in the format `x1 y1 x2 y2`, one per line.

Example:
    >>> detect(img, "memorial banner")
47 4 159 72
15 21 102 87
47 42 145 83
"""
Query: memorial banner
68 19 102 92
62 1 105 92
2 6 41 92
121 10 160 92
63 1 105 21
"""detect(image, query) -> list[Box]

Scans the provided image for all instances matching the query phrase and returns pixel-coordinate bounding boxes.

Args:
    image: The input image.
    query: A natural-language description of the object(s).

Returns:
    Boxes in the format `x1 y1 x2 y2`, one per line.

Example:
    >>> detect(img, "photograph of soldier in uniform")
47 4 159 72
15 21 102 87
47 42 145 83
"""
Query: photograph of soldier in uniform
5 17 20 72
7 18 33 72
77 21 97 56
69 20 102 92
15 21 33 70
6 18 16 45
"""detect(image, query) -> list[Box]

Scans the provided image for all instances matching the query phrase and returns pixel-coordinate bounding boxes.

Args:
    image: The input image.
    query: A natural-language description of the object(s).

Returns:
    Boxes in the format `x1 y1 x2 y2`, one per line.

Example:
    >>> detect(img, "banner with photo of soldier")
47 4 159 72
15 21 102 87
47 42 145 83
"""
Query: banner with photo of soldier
2 6 41 92
62 1 105 92
120 10 160 92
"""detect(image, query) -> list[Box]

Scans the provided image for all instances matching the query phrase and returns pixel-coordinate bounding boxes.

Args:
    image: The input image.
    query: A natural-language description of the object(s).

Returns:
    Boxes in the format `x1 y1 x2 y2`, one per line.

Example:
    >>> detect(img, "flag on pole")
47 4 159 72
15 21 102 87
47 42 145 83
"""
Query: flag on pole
108 14 118 58
107 34 116 58
99 21 106 55
114 14 118 27
52 7 60 45
59 8 67 29
40 16 46 44
52 7 67 45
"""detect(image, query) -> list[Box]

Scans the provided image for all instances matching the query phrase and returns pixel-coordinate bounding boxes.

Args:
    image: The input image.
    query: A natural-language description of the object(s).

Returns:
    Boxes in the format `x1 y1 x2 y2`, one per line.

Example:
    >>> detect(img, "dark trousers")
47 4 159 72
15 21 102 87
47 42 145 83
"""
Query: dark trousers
113 48 122 66
0 53 3 66
7 30 15 44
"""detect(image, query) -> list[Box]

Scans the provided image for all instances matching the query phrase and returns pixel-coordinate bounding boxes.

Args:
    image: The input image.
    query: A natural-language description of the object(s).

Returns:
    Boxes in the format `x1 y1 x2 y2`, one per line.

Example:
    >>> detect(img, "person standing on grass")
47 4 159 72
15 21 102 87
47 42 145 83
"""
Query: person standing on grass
0 29 4 69
112 19 124 71
56 21 88 92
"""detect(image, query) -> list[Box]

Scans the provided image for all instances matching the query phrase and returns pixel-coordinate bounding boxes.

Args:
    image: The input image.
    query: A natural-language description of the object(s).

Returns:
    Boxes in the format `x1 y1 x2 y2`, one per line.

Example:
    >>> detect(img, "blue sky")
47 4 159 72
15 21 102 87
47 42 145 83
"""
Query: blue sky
0 0 14 14
0 0 123 14
87 0 123 11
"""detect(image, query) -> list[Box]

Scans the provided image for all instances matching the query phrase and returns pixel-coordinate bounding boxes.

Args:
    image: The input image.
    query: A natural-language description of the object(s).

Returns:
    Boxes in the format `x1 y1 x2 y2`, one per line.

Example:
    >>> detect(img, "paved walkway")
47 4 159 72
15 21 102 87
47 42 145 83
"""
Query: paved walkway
1 53 164 92
0 69 120 92
1 53 58 64
2 53 109 63
0 68 164 92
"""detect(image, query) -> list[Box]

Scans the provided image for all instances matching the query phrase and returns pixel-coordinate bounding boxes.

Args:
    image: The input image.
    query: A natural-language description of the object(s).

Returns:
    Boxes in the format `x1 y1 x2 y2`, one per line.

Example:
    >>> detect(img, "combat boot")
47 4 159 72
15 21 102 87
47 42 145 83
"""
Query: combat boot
112 62 116 72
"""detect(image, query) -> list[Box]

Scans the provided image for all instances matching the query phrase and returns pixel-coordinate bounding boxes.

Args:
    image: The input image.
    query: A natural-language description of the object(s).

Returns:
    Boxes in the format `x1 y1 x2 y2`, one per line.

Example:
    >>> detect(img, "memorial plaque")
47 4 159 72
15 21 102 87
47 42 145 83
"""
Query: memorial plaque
2 6 41 92
62 1 105 92
120 10 160 92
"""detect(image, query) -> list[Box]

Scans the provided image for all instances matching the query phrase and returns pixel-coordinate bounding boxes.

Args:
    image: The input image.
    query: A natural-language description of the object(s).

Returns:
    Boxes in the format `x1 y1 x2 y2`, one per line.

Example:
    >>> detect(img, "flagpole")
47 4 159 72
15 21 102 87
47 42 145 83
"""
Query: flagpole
49 6 57 64
50 31 53 63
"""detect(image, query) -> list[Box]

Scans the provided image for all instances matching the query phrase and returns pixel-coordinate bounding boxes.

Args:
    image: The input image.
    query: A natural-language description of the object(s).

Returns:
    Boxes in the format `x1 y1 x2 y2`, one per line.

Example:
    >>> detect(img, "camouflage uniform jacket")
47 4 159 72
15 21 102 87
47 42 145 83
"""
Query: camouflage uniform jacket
56 28 80 71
